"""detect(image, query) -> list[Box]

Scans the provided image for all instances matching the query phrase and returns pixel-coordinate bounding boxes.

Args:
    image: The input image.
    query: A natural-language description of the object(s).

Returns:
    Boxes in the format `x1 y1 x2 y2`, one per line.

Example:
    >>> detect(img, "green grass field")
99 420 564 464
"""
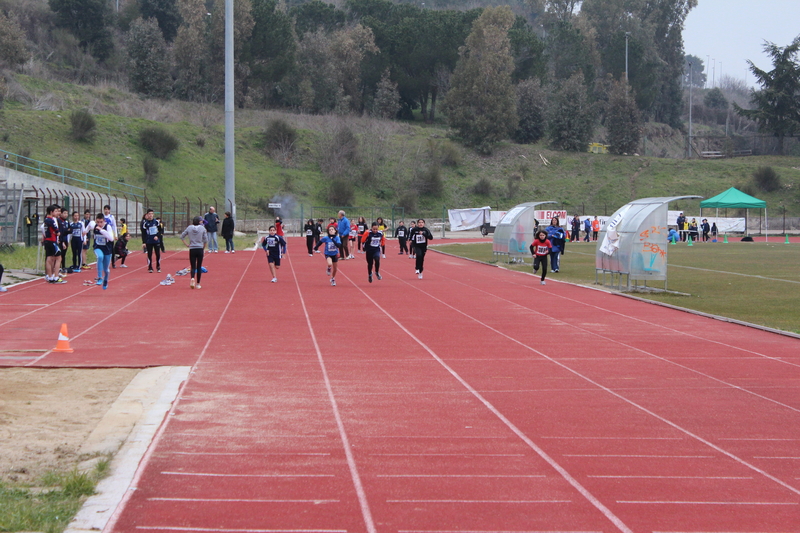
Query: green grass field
434 240 800 334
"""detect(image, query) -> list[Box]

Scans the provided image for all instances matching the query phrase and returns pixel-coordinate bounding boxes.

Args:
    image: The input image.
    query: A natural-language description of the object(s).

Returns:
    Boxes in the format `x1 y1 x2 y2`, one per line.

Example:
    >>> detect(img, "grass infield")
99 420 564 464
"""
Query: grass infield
434 240 800 335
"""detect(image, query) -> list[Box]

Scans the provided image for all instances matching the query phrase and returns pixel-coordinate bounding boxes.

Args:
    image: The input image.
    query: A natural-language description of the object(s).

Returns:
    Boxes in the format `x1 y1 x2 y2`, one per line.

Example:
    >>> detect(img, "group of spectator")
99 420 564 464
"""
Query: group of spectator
674 212 717 242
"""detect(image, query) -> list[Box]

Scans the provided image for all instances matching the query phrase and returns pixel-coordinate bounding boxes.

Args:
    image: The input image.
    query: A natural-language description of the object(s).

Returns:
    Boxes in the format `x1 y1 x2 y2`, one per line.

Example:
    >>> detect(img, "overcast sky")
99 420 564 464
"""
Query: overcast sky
682 0 799 87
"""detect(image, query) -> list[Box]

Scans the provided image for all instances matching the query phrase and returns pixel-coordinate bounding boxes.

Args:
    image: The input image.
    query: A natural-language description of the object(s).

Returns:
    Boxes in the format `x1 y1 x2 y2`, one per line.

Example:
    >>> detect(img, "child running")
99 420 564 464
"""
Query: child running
361 222 385 283
315 226 341 287
408 220 417 259
408 218 433 279
91 214 115 289
530 229 552 285
394 220 408 255
181 216 208 289
261 225 287 283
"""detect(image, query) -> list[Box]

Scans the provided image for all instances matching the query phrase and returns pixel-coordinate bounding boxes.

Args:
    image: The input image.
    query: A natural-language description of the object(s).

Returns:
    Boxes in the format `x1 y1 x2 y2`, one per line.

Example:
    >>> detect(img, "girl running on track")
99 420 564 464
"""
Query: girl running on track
91 214 114 290
394 221 408 255
356 216 367 253
181 216 208 289
407 220 417 259
304 218 317 256
376 217 388 258
261 225 287 283
408 218 433 279
530 229 552 285
315 226 341 287
361 222 385 283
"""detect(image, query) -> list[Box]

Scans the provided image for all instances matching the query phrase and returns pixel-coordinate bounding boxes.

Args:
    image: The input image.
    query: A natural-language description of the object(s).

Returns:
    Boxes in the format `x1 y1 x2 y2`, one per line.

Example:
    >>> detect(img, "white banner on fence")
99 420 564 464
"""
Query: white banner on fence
448 207 490 231
535 210 568 223
490 210 507 227
668 211 745 232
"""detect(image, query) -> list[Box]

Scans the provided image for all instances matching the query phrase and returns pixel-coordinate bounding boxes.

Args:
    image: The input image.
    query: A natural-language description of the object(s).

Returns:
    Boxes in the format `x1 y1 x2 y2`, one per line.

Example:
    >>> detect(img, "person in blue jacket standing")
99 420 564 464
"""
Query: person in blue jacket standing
546 217 566 273
337 210 353 259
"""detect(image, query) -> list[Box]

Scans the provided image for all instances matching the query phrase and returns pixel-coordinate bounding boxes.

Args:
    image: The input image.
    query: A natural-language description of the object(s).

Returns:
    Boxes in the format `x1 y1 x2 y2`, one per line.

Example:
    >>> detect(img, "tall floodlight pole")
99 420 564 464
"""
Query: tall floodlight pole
224 0 236 219
712 58 715 87
688 61 693 159
625 32 630 82
706 55 710 88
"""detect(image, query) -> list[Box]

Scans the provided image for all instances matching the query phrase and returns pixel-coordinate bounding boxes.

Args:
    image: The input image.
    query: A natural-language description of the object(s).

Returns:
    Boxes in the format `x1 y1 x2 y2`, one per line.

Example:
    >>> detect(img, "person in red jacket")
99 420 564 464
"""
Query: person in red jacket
529 229 552 285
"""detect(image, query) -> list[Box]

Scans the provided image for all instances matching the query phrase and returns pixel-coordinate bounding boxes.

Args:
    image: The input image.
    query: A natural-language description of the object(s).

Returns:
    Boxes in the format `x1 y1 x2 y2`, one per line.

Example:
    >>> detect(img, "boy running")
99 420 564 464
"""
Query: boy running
315 226 341 287
91 214 115 290
408 219 433 279
530 229 552 285
141 209 161 273
261 225 287 283
394 220 408 255
361 222 385 283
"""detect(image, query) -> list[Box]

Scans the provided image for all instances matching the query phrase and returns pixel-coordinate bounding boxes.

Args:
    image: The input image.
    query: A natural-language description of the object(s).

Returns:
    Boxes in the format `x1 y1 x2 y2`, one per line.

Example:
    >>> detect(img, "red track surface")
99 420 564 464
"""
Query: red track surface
1 238 799 532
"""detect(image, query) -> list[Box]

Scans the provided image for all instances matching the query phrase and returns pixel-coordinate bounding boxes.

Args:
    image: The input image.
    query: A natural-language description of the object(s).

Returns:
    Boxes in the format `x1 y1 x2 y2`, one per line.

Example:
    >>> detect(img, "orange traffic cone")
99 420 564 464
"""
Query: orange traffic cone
53 323 74 353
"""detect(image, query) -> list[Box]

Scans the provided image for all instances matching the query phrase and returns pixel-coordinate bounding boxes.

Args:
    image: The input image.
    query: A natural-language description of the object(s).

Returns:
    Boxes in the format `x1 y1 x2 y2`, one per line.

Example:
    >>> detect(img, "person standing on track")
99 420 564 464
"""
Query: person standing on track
408 218 433 279
376 217 388 258
356 216 367 253
314 219 324 251
81 209 93 269
222 211 235 253
261 225 287 283
394 220 408 255
141 209 162 273
68 211 84 272
315 225 341 287
570 215 580 243
181 216 208 289
546 217 566 273
337 211 353 260
408 220 417 259
304 218 317 256
361 222 385 283
204 206 220 253
530 229 552 285
91 214 114 290
43 204 66 284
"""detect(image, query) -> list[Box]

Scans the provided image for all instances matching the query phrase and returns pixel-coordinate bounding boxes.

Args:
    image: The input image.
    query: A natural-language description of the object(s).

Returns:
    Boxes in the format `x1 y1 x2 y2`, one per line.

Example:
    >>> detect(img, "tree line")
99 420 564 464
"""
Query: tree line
1 0 700 154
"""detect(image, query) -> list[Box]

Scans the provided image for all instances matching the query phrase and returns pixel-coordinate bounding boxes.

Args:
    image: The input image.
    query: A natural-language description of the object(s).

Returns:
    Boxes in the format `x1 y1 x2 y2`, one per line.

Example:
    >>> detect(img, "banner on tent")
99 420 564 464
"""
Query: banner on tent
667 211 744 232
535 210 568 222
447 207 490 231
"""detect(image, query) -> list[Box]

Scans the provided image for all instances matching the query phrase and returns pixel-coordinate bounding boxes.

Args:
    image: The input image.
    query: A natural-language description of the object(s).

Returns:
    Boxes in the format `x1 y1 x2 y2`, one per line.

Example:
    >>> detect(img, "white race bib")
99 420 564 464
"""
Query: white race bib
148 225 158 235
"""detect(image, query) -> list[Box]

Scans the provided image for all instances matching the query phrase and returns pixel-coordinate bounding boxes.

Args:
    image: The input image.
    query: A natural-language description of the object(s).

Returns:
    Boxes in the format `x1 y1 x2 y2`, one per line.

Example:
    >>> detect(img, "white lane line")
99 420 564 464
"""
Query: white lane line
161 472 334 478
360 435 508 439
342 273 634 533
147 498 339 503
399 530 600 533
378 474 545 478
103 251 259 533
288 256 376 533
588 476 752 480
719 438 800 441
387 499 571 504
167 433 329 438
618 500 798 505
136 526 347 533
564 455 714 458
389 272 800 499
670 263 800 284
754 456 800 459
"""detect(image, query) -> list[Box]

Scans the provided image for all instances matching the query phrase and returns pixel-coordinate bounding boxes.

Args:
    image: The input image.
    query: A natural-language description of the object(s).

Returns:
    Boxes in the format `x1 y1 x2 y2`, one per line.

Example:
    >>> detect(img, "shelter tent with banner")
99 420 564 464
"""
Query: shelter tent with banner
492 201 556 263
447 207 491 232
700 187 768 241
596 196 700 290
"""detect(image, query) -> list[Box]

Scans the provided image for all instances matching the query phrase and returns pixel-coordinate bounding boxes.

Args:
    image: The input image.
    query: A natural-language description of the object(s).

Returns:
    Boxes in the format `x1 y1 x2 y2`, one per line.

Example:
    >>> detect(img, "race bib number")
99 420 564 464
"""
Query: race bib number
397 229 405 237
72 229 82 238
306 230 313 236
370 236 381 247
148 225 158 235
535 245 549 255
266 237 277 248
95 236 107 246
415 234 426 243
350 230 357 237
326 241 337 253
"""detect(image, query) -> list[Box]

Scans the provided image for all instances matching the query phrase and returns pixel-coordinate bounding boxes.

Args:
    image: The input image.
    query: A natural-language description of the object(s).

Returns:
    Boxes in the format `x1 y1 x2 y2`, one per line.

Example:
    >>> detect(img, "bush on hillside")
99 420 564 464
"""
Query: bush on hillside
143 155 159 185
326 177 355 206
752 166 781 192
139 126 179 159
472 177 492 196
263 118 297 153
70 108 96 141
415 163 443 197
195 135 205 148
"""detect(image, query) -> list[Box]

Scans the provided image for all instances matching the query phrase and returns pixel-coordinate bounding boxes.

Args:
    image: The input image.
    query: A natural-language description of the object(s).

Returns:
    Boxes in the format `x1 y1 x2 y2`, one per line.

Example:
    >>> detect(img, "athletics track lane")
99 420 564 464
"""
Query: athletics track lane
2 238 799 531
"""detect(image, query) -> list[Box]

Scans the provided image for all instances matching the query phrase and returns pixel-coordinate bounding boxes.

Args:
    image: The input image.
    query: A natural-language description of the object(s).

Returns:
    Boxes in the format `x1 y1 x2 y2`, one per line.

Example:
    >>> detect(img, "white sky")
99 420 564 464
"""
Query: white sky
683 0 800 87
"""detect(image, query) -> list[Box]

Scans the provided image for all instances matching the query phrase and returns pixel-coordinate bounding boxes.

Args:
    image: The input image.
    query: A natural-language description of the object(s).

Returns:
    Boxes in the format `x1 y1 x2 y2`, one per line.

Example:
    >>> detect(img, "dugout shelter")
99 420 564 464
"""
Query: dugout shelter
492 201 556 263
596 196 701 290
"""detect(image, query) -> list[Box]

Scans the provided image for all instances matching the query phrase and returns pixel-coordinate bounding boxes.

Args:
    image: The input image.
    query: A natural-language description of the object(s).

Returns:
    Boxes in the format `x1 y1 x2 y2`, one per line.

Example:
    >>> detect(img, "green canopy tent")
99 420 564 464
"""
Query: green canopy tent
700 187 768 241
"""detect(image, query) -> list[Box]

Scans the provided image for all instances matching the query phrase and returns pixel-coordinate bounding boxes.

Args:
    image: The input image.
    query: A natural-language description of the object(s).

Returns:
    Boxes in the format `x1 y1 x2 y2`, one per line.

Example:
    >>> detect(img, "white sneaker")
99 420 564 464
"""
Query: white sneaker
418 272 423 279
232 250 235 254
382 254 386 258
541 280 546 285
330 278 336 287
415 269 419 274
196 284 202 289
349 255 355 259
0 286 7 292
120 264 128 268
225 251 230 254
190 278 196 289
376 273 382 281
271 278 277 283
326 266 331 276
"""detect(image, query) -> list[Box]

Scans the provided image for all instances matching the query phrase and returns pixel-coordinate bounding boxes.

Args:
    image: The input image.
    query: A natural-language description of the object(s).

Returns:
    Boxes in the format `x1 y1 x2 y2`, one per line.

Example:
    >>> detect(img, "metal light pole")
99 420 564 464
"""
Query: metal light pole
706 55 710 88
625 32 630 82
712 58 715 88
688 61 693 159
224 0 236 219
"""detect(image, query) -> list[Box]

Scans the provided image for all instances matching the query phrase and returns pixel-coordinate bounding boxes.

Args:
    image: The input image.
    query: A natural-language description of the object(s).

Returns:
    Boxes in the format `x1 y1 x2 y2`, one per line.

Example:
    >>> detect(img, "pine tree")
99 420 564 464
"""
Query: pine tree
373 69 400 119
127 17 172 98
513 78 547 144
605 77 641 155
547 72 595 151
442 6 518 154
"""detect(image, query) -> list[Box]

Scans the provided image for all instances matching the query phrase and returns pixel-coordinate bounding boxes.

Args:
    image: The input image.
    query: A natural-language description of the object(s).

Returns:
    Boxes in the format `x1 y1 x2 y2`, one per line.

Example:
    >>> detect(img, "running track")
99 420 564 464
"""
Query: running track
1 238 799 533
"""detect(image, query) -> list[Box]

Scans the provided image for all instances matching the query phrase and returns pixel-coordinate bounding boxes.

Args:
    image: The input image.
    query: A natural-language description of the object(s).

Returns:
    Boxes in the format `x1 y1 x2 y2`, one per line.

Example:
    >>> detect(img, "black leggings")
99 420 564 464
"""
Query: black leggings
415 247 427 272
399 238 408 254
70 238 82 268
366 253 381 275
189 248 204 282
146 242 161 270
533 254 548 280
306 236 315 255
